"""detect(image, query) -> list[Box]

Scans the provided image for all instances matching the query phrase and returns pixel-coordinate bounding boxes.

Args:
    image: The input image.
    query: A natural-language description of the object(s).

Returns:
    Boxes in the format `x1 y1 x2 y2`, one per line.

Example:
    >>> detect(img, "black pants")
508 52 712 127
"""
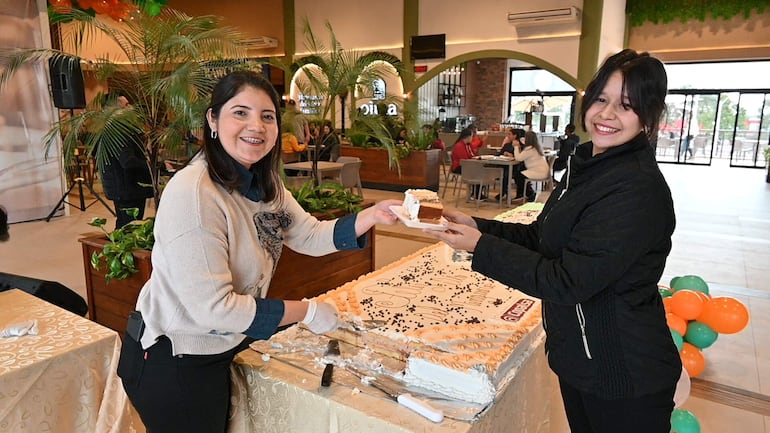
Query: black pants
118 334 249 433
559 379 675 433
113 198 147 229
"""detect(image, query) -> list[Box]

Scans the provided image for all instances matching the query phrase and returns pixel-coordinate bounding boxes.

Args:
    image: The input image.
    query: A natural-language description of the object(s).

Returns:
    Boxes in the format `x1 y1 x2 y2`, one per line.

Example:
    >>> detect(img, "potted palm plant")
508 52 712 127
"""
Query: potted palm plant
1 7 255 206
272 19 403 185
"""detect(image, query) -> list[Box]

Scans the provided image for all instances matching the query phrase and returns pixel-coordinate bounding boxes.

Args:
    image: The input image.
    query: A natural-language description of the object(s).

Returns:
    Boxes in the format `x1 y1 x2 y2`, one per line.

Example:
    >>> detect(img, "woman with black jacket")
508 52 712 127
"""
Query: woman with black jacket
427 49 681 433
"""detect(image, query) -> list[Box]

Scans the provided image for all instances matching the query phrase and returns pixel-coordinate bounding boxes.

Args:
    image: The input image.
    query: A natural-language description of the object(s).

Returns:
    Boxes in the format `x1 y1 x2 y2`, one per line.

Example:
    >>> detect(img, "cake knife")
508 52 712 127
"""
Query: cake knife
321 339 340 387
344 366 444 423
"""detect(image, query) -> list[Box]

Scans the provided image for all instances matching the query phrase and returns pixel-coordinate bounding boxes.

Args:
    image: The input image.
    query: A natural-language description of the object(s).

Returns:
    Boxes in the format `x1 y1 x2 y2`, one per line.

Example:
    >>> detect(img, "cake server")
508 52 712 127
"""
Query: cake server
344 366 444 423
321 339 340 387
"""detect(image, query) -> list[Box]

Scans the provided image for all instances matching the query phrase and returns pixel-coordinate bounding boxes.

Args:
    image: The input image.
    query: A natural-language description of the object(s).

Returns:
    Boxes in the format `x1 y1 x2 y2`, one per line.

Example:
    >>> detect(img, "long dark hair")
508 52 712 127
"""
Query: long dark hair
580 49 667 144
202 71 283 203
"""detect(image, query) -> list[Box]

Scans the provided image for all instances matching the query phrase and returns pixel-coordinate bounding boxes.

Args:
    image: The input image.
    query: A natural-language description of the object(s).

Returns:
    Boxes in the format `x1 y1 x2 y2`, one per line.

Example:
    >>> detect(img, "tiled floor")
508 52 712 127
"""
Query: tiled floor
1 159 768 432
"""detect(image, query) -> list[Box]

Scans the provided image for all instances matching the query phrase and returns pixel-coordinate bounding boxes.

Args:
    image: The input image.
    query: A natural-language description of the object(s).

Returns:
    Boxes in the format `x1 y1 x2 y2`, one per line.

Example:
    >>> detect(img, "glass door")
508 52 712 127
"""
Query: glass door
659 92 719 165
728 92 770 168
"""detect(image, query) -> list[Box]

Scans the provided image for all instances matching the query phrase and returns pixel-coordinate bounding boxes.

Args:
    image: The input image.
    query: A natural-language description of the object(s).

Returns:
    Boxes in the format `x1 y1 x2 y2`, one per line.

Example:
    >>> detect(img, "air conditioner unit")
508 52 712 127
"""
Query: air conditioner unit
242 36 279 50
507 6 580 25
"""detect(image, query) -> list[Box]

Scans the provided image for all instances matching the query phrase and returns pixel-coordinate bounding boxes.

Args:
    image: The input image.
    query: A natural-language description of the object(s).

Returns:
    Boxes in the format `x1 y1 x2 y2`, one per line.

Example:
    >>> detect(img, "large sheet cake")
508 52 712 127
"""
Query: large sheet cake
317 242 542 405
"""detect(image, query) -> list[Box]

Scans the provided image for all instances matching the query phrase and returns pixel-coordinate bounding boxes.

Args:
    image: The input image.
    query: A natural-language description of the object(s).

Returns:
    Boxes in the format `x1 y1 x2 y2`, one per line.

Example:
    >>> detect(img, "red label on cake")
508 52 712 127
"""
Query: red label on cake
501 298 535 322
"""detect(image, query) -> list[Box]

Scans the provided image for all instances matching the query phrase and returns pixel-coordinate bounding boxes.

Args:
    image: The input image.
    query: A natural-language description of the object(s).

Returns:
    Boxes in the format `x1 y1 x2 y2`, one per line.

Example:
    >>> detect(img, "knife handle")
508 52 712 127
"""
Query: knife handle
321 363 333 387
397 393 444 423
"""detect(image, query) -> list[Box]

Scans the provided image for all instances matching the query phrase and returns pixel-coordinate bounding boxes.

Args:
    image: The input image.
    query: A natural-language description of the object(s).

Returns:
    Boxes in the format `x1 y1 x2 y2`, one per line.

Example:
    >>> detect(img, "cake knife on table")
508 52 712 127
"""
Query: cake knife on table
344 365 445 423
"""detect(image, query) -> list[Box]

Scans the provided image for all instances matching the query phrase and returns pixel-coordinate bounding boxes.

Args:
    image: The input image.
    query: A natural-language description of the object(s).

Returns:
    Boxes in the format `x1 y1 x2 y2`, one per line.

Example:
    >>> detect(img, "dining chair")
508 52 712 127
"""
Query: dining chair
441 146 460 199
336 159 364 197
458 159 503 209
522 155 556 203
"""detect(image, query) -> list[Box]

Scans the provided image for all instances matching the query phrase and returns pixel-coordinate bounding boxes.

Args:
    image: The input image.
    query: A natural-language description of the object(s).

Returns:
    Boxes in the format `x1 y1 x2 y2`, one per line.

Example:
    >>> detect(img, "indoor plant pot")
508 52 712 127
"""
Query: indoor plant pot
340 145 441 192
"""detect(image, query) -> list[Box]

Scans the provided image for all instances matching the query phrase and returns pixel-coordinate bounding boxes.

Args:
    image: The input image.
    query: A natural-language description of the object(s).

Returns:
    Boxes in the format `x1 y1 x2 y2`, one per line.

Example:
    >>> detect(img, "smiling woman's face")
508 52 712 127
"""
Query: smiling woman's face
207 85 278 168
584 71 642 156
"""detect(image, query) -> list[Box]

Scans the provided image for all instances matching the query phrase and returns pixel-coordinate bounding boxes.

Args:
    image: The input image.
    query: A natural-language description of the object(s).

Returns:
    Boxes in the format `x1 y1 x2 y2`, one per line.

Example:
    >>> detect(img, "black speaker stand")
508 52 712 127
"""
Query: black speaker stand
46 128 115 222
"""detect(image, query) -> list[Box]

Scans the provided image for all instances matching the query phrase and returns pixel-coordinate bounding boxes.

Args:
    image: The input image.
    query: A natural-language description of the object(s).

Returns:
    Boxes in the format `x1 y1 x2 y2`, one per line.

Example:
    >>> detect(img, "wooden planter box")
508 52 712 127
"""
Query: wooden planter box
340 145 441 192
79 204 375 334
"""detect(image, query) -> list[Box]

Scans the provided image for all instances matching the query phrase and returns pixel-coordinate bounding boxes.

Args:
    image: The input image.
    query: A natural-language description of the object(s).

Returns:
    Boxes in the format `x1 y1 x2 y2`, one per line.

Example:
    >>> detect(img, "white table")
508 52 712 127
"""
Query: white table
0 289 142 433
284 161 345 184
464 156 519 206
229 334 550 433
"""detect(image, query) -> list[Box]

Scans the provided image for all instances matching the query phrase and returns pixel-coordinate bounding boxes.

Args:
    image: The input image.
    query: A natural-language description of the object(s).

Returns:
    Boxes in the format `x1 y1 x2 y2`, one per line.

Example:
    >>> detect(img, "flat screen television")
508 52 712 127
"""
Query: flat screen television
410 34 446 60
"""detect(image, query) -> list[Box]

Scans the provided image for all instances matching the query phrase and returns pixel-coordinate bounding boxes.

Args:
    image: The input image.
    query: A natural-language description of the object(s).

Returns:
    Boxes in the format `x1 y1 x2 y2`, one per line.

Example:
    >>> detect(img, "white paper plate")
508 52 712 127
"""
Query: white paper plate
389 205 448 231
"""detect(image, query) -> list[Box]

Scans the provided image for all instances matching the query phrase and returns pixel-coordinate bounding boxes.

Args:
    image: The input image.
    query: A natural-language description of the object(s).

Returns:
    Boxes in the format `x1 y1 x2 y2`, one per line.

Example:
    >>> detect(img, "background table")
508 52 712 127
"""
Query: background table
0 289 142 433
284 161 345 184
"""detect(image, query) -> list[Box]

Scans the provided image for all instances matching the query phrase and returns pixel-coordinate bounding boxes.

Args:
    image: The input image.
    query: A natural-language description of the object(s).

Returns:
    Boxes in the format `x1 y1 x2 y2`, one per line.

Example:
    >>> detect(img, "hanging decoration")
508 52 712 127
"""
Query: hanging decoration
47 0 168 22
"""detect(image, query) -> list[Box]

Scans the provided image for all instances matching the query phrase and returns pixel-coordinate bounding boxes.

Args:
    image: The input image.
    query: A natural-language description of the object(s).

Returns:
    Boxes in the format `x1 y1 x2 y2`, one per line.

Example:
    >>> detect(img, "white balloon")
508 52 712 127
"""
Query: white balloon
673 366 691 408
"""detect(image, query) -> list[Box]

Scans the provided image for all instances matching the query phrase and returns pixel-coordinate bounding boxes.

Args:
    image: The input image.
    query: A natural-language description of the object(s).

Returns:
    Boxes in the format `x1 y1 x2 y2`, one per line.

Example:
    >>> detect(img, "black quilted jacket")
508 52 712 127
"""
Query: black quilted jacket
472 132 681 399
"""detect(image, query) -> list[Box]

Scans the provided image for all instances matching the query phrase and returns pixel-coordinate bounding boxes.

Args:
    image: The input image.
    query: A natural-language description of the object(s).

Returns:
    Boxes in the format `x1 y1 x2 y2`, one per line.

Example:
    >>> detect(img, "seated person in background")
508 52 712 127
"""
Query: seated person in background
513 130 549 201
0 205 8 242
423 124 445 150
395 127 409 146
281 131 307 163
470 124 486 152
494 127 525 201
553 123 579 174
317 121 340 161
451 128 485 199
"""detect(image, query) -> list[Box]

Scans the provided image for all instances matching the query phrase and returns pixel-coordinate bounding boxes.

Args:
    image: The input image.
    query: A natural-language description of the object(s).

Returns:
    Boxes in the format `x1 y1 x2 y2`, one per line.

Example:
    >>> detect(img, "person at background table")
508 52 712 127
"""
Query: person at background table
426 49 680 433
98 94 154 229
317 120 340 161
494 127 525 201
0 205 8 242
395 127 409 146
553 123 579 174
117 70 401 433
470 124 486 151
423 124 445 150
451 127 485 199
288 99 311 148
512 130 548 202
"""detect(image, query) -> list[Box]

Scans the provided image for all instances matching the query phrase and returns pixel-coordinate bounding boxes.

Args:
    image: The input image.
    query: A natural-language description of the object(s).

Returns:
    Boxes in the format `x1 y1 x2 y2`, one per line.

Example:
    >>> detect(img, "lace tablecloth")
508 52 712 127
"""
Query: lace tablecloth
0 289 142 433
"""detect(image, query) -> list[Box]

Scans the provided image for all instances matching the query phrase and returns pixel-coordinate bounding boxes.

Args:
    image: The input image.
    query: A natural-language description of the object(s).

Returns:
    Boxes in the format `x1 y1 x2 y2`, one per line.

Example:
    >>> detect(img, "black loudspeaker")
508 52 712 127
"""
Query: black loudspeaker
0 272 88 316
48 57 86 109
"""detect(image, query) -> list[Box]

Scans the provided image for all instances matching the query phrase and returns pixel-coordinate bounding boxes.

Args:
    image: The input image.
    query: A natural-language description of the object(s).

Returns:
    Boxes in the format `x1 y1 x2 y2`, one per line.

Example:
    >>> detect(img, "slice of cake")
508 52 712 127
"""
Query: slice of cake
402 189 443 224
316 243 542 405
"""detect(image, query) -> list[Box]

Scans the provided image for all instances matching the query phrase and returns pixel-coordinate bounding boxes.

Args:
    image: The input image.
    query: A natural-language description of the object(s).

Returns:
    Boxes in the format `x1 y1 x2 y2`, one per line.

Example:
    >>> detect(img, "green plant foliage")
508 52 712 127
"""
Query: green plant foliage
287 181 363 217
0 7 258 207
626 0 769 26
88 209 154 282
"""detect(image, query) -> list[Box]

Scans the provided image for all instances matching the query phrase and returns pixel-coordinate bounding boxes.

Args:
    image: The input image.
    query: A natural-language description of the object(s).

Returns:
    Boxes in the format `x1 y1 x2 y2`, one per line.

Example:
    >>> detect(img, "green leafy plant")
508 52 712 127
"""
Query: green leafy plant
288 180 363 217
626 0 769 26
88 209 154 281
0 7 256 207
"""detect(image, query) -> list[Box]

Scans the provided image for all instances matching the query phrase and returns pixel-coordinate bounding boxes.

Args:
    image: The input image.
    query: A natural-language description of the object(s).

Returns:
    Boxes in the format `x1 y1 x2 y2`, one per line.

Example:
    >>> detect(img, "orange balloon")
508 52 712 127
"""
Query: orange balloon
698 297 749 334
666 312 688 336
662 296 675 314
680 342 706 377
670 289 705 320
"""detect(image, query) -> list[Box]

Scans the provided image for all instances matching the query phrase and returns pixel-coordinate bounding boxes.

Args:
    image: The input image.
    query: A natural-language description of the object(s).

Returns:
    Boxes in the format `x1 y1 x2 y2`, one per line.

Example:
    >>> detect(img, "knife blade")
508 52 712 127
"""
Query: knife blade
345 366 444 423
321 339 340 387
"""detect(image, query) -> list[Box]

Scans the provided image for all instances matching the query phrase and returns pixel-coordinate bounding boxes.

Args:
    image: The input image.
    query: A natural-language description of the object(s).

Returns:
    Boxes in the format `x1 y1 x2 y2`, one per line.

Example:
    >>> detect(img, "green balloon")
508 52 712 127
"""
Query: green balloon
146 2 162 16
670 408 700 433
670 329 684 351
672 275 709 295
670 276 680 287
684 321 718 349
659 287 673 298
